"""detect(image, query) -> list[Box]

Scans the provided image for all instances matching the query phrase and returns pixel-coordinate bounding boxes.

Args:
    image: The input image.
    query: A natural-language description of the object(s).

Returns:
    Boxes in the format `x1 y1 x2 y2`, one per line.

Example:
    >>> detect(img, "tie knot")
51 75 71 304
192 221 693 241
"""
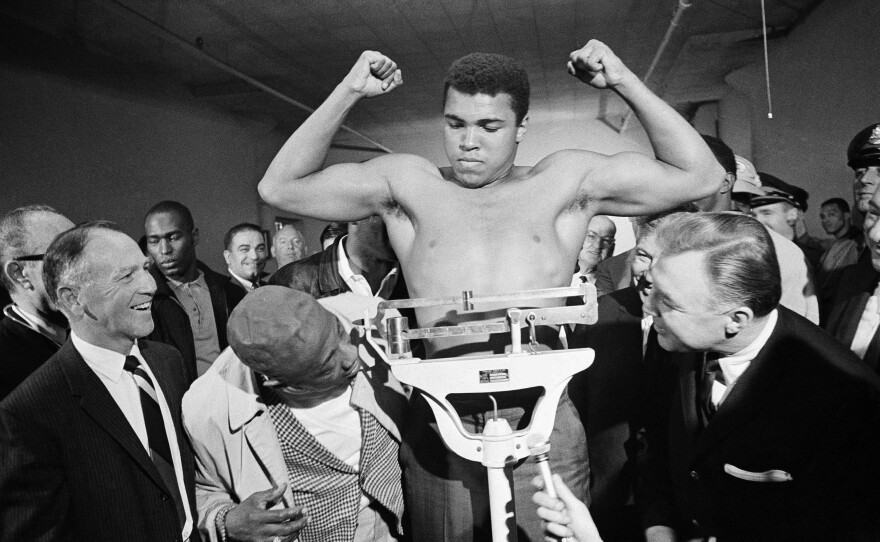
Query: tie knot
123 355 141 374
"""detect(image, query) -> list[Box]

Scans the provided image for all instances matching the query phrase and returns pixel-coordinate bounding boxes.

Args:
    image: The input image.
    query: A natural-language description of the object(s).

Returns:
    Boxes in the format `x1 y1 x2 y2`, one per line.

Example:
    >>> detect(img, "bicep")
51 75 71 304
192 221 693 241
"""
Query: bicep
582 151 706 216
260 159 394 221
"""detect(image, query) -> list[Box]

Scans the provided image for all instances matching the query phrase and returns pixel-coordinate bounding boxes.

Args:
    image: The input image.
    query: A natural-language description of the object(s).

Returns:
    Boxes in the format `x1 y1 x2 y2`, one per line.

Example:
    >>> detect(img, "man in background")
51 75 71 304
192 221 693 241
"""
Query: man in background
144 201 234 380
271 224 307 269
0 205 73 399
573 215 616 286
223 223 268 310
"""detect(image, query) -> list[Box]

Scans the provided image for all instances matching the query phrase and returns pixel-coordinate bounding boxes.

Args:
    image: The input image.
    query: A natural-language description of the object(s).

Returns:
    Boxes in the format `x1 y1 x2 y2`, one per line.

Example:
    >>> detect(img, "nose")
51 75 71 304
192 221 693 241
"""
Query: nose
140 267 157 295
158 239 171 254
460 127 478 150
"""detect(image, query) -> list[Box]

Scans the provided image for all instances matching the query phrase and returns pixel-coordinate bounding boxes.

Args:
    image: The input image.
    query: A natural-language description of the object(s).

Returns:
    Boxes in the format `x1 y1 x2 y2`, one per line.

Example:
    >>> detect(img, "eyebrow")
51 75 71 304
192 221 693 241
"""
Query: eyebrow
444 114 506 125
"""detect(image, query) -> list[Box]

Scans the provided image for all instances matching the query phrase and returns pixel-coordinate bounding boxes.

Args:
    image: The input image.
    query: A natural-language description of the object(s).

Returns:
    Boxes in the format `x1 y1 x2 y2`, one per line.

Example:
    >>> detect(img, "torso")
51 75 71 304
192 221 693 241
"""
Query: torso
378 156 594 356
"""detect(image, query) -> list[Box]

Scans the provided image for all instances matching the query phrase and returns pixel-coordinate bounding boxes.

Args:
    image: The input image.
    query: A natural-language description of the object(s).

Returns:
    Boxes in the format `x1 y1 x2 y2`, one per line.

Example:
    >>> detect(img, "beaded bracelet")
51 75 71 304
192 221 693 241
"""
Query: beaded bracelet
215 504 235 542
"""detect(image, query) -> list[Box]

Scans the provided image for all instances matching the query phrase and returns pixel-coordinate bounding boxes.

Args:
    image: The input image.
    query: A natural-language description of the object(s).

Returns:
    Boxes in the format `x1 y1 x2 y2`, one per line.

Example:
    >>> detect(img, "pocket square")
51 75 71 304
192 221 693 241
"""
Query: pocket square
724 463 793 482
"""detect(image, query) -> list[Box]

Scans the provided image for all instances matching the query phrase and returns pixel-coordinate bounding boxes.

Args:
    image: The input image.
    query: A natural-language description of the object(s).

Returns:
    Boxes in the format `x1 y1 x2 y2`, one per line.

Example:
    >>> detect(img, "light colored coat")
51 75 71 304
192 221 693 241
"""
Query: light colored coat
182 345 407 542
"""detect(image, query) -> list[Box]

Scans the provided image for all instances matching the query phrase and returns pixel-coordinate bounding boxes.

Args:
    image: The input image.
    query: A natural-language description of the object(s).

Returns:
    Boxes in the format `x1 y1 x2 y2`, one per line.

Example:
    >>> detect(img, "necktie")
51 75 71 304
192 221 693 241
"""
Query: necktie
123 356 185 527
699 353 725 423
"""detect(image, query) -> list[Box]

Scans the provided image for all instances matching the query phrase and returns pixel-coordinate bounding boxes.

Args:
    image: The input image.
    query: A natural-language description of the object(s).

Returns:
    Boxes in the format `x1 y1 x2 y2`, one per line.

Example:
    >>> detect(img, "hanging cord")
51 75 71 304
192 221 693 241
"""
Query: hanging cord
760 0 773 119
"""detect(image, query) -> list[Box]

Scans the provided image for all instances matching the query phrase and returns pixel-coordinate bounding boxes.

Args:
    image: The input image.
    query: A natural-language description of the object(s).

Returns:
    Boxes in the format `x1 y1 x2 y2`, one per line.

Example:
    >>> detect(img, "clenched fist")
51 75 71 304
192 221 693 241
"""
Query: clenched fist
343 51 403 98
567 40 632 89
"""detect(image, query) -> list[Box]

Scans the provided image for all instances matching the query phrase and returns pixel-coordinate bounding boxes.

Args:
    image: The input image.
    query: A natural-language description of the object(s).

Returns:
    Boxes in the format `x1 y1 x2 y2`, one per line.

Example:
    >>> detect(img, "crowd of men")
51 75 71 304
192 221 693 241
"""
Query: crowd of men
1 38 879 542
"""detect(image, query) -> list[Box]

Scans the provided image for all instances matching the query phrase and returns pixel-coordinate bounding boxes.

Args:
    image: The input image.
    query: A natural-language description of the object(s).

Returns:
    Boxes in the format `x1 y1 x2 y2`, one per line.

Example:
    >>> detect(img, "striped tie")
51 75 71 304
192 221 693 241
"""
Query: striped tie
124 355 185 528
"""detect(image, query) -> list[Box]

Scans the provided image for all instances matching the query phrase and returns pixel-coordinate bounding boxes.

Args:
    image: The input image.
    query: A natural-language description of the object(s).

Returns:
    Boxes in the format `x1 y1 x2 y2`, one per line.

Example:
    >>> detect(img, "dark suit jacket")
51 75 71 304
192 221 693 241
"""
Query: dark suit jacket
593 249 634 297
148 261 232 384
0 311 61 400
824 250 880 371
639 307 880 541
0 339 200 542
568 286 646 541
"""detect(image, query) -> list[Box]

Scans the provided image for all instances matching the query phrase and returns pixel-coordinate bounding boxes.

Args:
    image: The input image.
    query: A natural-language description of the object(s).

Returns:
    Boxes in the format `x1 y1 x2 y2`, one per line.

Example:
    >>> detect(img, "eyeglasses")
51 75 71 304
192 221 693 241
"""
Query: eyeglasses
14 254 44 262
584 232 615 249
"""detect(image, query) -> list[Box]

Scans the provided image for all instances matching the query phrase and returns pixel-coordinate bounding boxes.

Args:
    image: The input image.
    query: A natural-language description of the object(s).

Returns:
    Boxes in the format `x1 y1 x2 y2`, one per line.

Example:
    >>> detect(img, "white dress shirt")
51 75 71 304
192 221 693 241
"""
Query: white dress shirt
228 268 258 291
337 236 399 298
71 333 193 541
711 309 778 407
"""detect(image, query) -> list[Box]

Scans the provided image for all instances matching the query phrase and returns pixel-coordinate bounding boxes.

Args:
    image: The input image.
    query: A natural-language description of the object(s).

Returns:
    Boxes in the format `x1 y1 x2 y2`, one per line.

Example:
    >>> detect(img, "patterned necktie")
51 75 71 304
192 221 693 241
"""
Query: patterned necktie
699 353 725 423
123 355 185 528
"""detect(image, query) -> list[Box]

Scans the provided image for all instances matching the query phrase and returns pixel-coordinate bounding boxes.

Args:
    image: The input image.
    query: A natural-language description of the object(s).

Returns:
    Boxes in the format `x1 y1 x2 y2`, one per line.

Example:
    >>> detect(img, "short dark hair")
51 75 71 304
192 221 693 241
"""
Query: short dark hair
224 223 263 251
821 197 850 214
43 221 120 305
444 53 530 125
320 222 348 246
654 212 781 317
701 134 737 176
144 200 195 231
633 203 700 242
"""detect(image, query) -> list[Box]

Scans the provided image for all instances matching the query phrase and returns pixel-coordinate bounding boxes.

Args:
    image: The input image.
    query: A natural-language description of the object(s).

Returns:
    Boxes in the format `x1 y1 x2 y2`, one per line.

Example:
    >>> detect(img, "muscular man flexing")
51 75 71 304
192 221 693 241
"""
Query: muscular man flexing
259 40 722 541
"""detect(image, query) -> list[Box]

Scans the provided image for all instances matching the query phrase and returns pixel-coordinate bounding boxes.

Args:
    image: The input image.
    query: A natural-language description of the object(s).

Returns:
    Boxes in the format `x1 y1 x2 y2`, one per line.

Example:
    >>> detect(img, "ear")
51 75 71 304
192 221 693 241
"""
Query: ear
516 116 529 143
4 261 32 291
56 286 82 319
785 206 799 226
223 249 232 266
719 172 735 195
271 245 277 258
724 306 755 336
191 228 200 248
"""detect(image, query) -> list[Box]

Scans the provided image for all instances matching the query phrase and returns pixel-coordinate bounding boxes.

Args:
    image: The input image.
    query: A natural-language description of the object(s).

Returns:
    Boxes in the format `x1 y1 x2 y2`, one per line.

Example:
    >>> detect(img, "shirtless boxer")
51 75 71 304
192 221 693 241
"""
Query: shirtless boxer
259 40 722 541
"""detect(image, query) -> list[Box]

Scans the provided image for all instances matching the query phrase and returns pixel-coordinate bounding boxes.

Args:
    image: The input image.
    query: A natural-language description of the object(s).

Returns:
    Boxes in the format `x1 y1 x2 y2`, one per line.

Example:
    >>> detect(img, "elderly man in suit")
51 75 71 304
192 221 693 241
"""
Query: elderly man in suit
183 286 407 542
0 221 199 541
632 212 880 541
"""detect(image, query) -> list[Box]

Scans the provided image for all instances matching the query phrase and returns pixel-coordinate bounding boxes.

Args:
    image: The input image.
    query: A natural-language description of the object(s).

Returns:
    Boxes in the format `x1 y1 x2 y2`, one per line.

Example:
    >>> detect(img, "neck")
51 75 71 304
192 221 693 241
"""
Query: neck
275 383 348 409
713 314 770 356
10 291 68 329
176 259 199 283
345 239 395 291
834 225 851 239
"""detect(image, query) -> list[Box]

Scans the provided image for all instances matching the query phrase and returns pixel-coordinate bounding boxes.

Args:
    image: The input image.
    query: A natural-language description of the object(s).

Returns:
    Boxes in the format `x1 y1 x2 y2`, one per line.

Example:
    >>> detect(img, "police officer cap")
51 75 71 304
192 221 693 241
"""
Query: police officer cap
847 123 880 170
749 172 809 211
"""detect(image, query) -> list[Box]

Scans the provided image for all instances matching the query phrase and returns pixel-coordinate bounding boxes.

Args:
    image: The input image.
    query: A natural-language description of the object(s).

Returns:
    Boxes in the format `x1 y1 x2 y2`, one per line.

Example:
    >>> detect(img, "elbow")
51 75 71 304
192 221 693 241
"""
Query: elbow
257 176 281 208
694 161 726 201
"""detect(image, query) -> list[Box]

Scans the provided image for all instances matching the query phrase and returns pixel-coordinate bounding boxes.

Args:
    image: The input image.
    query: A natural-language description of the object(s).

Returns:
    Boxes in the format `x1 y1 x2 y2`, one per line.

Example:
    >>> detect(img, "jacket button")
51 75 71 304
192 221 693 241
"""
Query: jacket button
692 518 700 527
689 470 700 480
161 493 169 501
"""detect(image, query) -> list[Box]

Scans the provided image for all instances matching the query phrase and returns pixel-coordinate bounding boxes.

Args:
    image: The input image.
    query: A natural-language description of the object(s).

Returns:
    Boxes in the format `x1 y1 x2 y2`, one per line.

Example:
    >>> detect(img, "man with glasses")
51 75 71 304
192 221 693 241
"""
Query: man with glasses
572 215 616 286
0 205 73 399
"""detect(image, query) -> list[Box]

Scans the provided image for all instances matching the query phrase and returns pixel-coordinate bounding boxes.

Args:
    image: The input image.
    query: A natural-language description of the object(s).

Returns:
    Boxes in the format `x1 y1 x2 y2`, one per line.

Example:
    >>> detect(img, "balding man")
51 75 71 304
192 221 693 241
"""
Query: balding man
271 224 307 270
573 215 616 286
0 222 198 541
0 205 73 399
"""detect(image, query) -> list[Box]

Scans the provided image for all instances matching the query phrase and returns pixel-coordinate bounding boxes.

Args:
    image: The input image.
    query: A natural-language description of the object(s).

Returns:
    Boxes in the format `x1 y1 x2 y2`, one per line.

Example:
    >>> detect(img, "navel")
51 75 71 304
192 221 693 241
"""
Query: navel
428 239 438 249
532 234 541 244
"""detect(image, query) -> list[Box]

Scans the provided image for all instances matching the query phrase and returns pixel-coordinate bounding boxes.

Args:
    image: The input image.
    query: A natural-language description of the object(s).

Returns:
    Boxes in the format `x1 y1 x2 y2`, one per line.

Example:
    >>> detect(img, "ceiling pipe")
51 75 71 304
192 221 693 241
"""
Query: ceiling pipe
617 0 693 133
100 0 392 153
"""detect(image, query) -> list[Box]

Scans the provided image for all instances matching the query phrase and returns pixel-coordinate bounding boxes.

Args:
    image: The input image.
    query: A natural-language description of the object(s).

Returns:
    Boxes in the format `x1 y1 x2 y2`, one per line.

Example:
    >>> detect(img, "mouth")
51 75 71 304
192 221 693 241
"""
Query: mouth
131 301 152 311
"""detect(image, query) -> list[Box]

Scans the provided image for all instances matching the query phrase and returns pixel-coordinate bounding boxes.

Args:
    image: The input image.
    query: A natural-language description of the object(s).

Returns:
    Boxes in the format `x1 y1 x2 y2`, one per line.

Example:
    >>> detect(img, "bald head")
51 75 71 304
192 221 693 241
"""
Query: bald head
578 215 616 273
272 225 306 268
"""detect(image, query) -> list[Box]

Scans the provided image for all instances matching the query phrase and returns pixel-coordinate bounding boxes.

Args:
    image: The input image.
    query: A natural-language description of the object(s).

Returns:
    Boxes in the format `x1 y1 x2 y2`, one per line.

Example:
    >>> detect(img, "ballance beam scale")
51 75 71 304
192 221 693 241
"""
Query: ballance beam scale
357 283 598 542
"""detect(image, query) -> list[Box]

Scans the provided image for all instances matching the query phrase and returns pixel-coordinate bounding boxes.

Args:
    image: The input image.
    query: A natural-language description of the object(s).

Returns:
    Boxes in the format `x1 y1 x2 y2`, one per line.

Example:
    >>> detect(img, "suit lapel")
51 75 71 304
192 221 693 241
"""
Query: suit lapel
838 294 870 348
692 315 789 459
58 340 168 492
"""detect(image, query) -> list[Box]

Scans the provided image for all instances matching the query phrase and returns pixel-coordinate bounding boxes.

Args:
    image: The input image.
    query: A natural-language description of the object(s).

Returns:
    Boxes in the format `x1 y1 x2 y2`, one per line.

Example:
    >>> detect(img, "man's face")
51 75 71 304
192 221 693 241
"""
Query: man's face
643 251 730 352
854 166 880 214
144 211 197 281
224 229 268 281
264 319 361 403
73 230 156 351
578 218 615 272
862 191 880 272
272 226 305 267
443 89 524 188
631 231 660 302
751 202 796 240
819 204 849 236
14 212 74 315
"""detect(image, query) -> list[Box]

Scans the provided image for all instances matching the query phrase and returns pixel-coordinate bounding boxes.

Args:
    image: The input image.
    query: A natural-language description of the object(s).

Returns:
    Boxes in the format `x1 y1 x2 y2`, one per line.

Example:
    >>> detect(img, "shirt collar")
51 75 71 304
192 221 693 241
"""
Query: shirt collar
7 304 67 345
71 331 141 383
167 269 205 289
716 309 778 384
228 268 256 290
336 235 399 297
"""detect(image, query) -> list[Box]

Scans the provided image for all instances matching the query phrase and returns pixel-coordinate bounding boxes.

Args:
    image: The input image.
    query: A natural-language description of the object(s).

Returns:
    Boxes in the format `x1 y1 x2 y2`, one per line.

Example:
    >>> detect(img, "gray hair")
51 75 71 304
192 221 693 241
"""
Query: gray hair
0 204 63 291
633 203 700 242
653 212 781 317
43 221 120 305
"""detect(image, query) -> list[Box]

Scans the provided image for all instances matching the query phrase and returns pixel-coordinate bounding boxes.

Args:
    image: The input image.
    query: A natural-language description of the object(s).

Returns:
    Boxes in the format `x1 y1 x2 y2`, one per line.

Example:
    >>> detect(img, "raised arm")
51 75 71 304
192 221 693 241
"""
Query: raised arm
568 40 724 216
258 51 404 221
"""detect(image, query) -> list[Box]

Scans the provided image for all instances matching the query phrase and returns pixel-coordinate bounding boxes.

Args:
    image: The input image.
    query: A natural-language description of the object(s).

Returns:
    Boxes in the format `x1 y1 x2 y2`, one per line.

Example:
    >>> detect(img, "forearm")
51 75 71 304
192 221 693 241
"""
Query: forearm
259 84 362 205
612 72 718 182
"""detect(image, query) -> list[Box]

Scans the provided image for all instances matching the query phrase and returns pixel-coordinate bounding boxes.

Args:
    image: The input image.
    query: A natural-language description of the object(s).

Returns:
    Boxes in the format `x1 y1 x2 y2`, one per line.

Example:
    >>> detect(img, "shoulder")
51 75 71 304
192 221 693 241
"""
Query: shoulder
0 351 67 416
270 252 323 287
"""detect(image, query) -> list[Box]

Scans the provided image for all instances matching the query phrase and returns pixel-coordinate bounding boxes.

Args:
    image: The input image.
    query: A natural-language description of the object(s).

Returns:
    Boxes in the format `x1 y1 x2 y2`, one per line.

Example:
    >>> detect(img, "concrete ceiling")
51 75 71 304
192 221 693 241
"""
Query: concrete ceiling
2 0 824 151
